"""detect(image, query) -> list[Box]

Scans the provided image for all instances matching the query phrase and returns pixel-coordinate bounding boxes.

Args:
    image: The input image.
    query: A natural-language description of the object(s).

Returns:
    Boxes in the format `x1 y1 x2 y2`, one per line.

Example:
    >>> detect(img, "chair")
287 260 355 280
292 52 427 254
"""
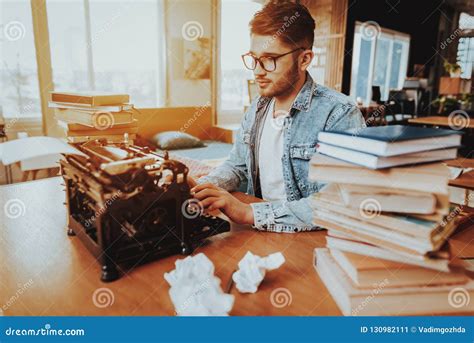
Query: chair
4 132 61 182
371 86 382 104
385 90 417 124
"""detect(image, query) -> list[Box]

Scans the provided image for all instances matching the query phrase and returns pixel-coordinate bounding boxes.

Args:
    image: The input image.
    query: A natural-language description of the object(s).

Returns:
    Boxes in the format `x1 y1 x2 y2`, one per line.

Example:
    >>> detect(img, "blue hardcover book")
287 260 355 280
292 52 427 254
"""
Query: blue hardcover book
317 125 462 157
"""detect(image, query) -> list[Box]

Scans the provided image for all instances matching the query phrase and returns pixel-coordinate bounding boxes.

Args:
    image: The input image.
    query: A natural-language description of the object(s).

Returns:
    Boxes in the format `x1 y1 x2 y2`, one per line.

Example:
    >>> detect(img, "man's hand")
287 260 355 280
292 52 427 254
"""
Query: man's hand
191 183 255 225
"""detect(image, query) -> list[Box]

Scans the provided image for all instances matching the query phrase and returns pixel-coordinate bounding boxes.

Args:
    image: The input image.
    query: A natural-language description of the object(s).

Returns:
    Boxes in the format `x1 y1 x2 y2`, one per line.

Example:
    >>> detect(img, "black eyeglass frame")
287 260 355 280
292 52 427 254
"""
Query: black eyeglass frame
241 47 307 72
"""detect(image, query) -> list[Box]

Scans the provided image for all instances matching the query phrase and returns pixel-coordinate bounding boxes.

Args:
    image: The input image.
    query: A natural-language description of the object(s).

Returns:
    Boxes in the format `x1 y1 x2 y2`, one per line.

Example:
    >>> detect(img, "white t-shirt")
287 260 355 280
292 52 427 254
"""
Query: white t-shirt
258 99 288 202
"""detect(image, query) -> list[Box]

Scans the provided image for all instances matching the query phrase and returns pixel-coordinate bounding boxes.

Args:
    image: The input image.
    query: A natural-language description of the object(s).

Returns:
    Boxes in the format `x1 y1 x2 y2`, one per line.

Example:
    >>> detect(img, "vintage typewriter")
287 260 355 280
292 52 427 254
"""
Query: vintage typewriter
60 139 230 282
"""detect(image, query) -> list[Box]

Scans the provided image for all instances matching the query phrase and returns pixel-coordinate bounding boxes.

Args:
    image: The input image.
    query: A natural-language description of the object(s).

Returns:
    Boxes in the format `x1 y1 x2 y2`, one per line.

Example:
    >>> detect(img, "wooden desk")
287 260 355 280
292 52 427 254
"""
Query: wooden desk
0 177 330 316
409 116 474 158
409 116 474 129
1 177 473 316
447 158 474 190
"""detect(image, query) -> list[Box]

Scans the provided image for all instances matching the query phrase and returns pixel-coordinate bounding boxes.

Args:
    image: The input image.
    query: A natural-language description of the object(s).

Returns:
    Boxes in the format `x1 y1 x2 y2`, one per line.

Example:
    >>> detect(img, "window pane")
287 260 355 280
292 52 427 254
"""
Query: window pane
373 38 390 100
457 13 473 79
89 0 163 107
0 0 41 119
219 0 261 111
47 0 164 107
47 0 89 92
354 36 372 102
457 37 473 79
388 41 403 90
351 23 409 104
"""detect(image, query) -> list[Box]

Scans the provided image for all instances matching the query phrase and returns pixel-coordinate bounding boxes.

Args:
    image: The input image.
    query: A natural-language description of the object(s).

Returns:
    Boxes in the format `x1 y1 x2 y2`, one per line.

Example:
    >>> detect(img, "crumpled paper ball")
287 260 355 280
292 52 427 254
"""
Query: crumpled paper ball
232 251 285 293
164 253 234 316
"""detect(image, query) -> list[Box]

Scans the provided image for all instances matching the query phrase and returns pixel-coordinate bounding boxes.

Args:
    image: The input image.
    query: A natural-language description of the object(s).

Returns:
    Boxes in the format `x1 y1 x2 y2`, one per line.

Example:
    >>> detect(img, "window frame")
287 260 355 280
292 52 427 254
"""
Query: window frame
350 21 410 105
456 12 474 80
5 0 168 136
215 0 261 126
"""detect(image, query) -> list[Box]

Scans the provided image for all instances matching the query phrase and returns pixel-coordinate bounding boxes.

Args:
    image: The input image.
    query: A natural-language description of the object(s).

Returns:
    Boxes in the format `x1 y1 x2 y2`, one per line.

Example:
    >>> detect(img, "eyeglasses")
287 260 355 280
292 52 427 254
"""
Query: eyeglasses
241 47 305 72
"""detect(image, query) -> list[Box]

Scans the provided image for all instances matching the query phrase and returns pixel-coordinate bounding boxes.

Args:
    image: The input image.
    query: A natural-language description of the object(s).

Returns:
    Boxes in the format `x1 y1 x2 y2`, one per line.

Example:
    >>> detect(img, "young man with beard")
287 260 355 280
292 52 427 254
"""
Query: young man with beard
189 2 365 232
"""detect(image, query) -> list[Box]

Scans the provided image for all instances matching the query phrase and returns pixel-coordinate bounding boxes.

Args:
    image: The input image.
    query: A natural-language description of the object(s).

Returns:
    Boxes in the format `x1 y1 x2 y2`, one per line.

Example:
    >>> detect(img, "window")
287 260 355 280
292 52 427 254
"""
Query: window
457 12 473 79
47 0 166 107
218 0 261 122
350 22 410 104
0 0 41 119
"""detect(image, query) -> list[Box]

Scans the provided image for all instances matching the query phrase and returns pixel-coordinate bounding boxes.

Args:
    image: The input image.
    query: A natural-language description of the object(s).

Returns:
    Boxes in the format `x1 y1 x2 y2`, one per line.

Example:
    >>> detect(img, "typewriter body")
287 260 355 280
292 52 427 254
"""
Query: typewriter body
60 139 230 282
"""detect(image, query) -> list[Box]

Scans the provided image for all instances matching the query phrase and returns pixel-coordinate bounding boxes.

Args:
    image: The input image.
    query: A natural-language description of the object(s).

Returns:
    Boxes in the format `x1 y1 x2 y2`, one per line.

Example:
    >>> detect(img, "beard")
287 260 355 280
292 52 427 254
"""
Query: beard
257 63 301 98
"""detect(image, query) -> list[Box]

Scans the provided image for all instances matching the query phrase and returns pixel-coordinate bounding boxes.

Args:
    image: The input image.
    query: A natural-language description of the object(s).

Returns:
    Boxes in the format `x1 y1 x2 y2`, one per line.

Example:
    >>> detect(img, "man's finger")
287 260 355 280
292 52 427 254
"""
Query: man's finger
199 196 222 209
193 188 222 200
191 183 218 193
208 199 226 211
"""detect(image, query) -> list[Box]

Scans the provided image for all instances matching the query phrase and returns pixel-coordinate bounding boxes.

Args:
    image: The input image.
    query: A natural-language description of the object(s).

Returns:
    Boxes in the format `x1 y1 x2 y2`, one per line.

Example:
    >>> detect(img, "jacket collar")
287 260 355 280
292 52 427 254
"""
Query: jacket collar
256 72 316 115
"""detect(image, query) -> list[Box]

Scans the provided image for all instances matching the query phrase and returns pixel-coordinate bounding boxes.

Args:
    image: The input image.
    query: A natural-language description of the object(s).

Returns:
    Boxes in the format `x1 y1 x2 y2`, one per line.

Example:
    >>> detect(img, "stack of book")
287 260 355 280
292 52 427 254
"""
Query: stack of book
49 91 138 143
310 125 473 315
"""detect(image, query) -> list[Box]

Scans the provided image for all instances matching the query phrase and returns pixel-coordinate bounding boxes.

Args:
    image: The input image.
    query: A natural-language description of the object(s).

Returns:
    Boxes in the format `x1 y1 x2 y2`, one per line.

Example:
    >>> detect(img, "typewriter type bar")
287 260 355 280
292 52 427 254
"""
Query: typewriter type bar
60 140 230 282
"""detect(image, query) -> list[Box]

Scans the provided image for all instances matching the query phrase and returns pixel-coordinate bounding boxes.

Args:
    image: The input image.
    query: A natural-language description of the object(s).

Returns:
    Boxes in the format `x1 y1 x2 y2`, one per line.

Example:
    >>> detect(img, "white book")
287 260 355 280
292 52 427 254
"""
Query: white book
314 248 474 316
317 125 462 157
311 184 444 237
338 184 437 214
314 209 437 254
49 101 133 112
313 212 458 257
309 154 450 195
329 248 467 288
317 143 458 169
326 234 452 272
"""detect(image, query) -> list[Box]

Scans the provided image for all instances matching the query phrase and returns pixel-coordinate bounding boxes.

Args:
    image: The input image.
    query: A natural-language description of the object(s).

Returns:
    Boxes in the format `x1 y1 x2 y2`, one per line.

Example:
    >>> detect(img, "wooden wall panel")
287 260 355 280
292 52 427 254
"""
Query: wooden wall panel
301 0 348 91
135 106 214 141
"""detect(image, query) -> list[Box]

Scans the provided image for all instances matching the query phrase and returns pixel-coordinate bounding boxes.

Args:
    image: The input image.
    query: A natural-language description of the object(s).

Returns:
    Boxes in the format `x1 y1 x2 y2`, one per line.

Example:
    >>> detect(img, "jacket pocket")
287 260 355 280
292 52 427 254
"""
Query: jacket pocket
289 145 320 196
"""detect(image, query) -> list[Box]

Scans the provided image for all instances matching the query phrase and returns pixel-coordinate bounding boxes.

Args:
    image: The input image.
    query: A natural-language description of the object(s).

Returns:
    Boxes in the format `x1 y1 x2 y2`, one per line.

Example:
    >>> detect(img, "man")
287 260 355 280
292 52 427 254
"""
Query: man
189 2 365 232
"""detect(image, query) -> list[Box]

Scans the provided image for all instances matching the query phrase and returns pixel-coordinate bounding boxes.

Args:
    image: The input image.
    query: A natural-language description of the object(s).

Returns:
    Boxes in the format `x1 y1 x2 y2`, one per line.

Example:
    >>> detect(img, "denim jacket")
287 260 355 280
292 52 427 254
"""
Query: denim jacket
197 73 365 233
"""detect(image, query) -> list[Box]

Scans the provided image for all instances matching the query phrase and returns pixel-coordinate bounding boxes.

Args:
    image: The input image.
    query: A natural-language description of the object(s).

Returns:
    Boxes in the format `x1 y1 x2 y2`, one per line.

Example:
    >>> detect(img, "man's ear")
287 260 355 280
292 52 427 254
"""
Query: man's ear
300 49 314 71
